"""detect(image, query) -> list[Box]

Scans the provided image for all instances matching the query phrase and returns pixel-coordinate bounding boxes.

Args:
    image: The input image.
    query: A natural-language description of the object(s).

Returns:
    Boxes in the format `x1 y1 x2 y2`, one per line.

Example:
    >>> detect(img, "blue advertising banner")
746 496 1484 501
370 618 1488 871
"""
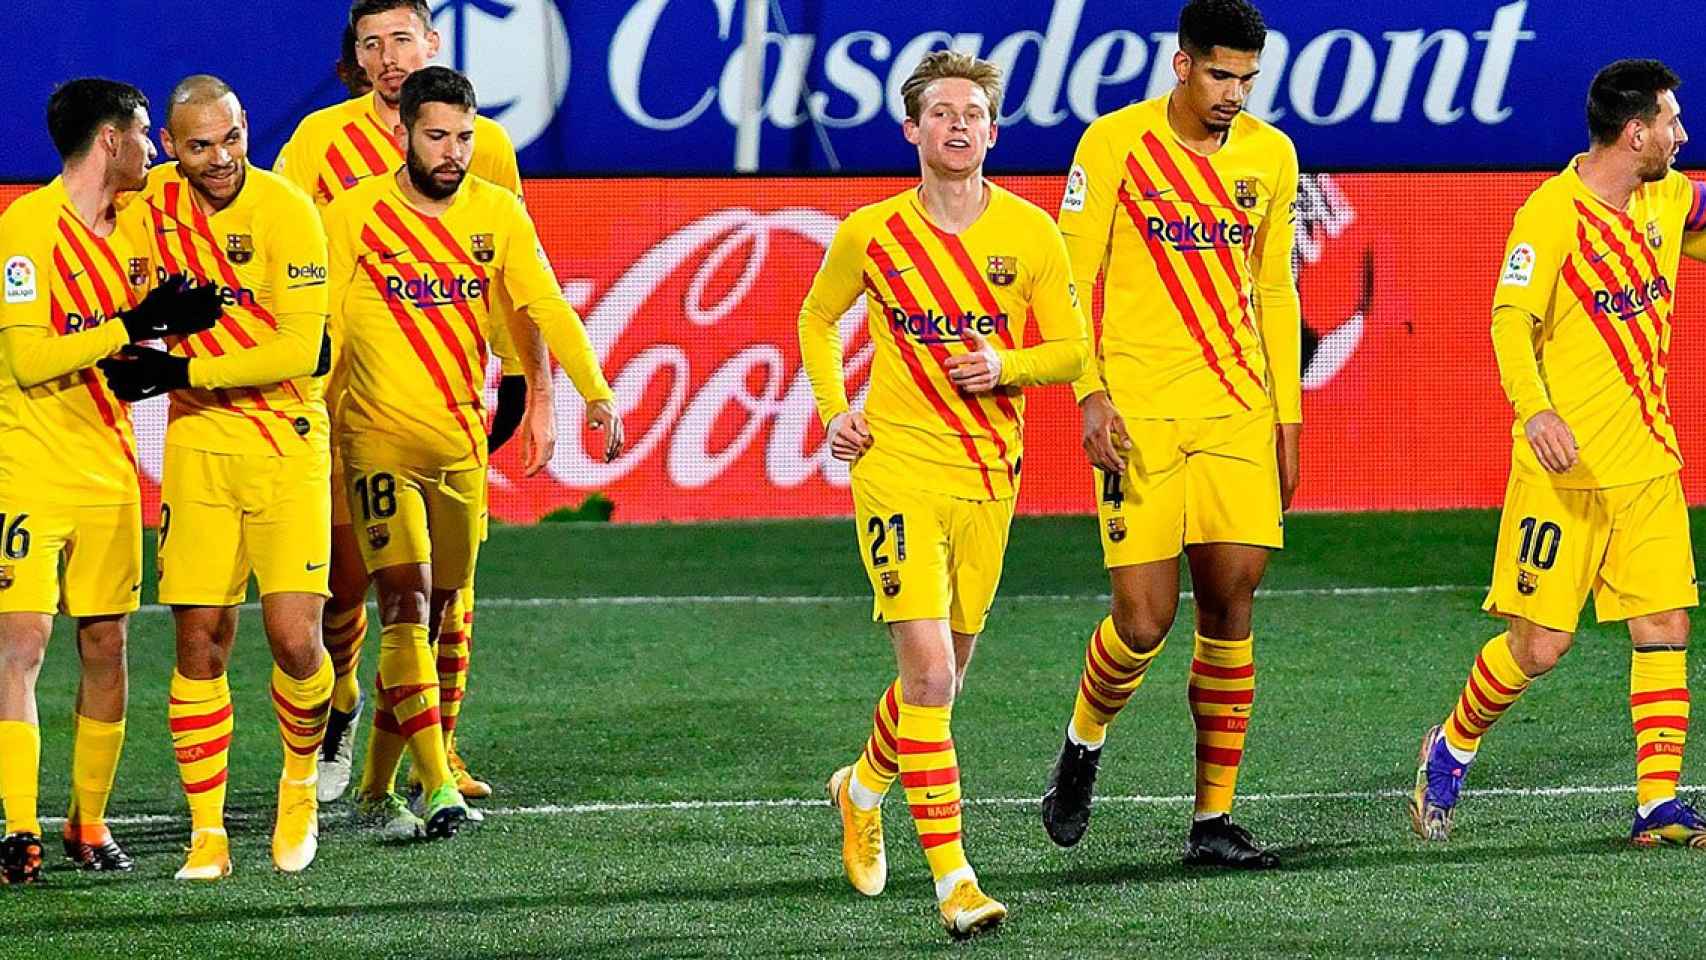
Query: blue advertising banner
2 0 1700 178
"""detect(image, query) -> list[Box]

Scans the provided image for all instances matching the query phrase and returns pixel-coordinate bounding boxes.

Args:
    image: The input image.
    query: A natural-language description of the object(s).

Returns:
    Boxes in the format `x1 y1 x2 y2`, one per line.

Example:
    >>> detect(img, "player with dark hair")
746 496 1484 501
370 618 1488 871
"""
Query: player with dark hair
0 79 219 883
323 66 620 841
1041 0 1300 868
336 24 372 98
276 0 551 815
1409 59 1706 848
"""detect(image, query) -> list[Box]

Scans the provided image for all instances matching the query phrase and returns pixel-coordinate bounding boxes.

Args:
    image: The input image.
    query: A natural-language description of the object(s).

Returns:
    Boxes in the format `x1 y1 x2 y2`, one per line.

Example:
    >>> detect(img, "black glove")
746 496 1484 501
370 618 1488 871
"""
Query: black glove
96 345 191 402
488 374 528 454
118 273 223 341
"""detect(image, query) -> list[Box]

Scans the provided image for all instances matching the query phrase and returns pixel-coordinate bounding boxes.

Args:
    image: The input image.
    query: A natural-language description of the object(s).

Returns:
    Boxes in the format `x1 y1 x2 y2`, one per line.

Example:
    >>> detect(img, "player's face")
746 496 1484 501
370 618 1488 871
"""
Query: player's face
109 106 156 192
355 9 441 107
903 78 997 178
1174 47 1261 133
165 94 249 206
1635 89 1687 183
401 102 474 200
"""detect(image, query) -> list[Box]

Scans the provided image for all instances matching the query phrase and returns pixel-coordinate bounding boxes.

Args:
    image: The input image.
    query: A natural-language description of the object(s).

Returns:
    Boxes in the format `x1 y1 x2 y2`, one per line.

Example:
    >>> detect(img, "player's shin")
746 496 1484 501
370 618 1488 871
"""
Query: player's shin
1072 616 1163 746
0 720 42 836
851 678 902 808
169 672 233 833
1189 634 1256 817
377 623 453 793
1631 647 1689 812
273 660 333 784
896 699 971 900
1444 632 1534 757
66 715 124 840
323 604 368 714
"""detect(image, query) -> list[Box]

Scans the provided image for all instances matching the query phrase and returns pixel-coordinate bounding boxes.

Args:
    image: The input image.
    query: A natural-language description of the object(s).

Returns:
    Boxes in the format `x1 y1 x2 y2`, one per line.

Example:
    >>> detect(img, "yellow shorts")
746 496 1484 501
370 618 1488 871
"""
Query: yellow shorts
330 445 350 527
157 446 332 606
0 501 140 617
1096 408 1284 568
851 472 1014 636
1484 471 1698 633
344 456 484 591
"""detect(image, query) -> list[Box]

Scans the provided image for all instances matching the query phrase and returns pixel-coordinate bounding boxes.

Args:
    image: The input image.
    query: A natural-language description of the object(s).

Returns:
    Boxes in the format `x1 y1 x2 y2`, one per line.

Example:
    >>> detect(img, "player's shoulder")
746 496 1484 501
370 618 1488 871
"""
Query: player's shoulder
0 181 63 230
987 181 1059 234
462 173 525 213
839 192 908 238
473 114 515 150
246 167 316 207
1232 110 1296 164
289 96 366 140
1513 169 1578 223
1083 96 1159 141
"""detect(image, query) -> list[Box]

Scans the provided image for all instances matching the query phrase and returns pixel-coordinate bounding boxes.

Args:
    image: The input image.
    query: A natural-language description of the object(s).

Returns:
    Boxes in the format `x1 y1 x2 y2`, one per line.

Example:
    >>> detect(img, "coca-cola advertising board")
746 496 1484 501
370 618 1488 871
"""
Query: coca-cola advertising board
4 172 1705 522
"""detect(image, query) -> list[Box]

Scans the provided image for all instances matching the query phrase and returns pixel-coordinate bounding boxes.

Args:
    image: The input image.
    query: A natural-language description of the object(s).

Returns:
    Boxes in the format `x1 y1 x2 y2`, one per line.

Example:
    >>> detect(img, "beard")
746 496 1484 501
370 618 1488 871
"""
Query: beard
406 148 465 200
1637 150 1673 183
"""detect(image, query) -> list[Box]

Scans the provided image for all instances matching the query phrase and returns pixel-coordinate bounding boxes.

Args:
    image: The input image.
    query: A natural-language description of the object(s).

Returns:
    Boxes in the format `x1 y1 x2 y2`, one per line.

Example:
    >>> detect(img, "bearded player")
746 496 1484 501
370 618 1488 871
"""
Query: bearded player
1410 59 1706 848
801 51 1088 939
1041 0 1301 868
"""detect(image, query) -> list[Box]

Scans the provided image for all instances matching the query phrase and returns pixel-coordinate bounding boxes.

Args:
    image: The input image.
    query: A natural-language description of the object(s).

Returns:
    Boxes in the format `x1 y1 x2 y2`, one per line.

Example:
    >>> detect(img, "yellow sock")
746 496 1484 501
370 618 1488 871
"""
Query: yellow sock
851 678 902 801
324 604 368 714
1189 634 1255 817
896 699 970 899
436 591 471 739
1444 632 1533 755
66 715 125 838
169 671 233 833
272 658 334 783
1072 616 1164 745
357 671 407 799
376 622 452 795
1631 648 1689 808
0 720 42 836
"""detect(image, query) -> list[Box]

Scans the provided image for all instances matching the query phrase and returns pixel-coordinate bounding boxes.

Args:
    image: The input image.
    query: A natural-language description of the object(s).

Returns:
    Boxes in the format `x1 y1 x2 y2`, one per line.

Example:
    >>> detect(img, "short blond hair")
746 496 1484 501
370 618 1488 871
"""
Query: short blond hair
900 50 1003 123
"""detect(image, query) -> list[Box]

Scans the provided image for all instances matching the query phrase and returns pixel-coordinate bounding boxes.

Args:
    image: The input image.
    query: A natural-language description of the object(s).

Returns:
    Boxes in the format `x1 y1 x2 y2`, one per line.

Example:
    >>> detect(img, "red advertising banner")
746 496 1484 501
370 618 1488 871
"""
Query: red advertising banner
6 173 1705 522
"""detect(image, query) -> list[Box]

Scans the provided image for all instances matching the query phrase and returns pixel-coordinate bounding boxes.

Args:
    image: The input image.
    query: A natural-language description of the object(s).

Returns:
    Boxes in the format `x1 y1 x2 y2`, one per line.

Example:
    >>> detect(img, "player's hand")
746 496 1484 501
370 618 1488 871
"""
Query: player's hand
1080 391 1131 475
1275 422 1301 511
96 344 191 402
944 329 1003 394
517 398 556 477
119 273 223 342
827 411 874 463
587 399 624 464
1525 409 1578 473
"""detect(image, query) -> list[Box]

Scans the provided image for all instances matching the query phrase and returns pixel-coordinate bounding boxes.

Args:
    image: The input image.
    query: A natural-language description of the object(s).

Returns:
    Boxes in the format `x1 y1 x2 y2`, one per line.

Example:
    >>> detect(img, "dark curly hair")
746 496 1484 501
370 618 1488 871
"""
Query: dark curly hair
1178 0 1268 57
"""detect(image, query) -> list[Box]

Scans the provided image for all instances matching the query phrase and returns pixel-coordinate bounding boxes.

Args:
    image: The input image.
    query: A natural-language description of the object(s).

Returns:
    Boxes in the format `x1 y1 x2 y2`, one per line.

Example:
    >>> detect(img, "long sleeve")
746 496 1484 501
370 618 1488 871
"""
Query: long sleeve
1490 304 1551 424
797 215 868 427
500 197 612 404
2 322 127 388
1252 138 1302 424
997 220 1088 387
188 308 324 389
1685 177 1706 262
1057 120 1118 402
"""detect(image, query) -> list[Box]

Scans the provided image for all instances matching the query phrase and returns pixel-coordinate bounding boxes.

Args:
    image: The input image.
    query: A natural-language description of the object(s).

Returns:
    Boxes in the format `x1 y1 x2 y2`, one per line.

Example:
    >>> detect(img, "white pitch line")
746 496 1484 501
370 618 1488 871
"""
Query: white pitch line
47 782 1695 827
129 583 1481 614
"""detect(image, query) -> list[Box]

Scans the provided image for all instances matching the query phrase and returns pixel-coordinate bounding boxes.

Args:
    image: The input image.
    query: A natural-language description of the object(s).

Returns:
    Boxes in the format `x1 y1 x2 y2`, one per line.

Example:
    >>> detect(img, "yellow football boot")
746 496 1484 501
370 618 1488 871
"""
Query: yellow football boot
938 878 1007 940
826 765 886 896
175 828 232 882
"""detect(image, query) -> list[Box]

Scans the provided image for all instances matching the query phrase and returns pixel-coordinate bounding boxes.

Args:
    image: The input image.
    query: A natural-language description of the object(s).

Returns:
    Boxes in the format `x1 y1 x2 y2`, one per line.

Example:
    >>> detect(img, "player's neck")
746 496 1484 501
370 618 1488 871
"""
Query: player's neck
1165 91 1228 155
394 167 455 215
1574 150 1641 211
916 170 988 234
370 91 401 130
59 157 119 237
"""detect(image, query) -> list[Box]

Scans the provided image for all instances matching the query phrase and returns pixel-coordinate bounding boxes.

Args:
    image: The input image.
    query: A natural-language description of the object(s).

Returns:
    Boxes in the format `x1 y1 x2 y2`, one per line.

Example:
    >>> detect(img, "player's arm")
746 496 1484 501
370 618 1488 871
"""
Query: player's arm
1491 203 1574 472
1683 178 1706 263
0 219 129 383
271 124 318 199
1057 120 1117 404
487 307 539 454
479 121 524 195
1252 139 1302 426
797 212 872 461
944 224 1088 392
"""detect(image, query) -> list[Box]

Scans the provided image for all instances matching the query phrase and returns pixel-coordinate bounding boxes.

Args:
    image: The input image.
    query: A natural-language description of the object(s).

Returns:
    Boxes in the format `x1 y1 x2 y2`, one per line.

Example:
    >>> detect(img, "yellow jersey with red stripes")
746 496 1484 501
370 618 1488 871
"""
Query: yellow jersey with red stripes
1059 93 1301 424
272 94 521 206
324 172 612 471
1491 162 1705 490
126 165 330 457
798 182 1089 502
0 178 143 505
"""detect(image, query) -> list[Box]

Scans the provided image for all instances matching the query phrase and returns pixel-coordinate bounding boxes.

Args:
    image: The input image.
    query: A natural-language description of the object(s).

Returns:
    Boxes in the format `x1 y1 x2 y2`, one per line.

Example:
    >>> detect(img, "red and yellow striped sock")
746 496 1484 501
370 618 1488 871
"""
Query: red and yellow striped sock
1444 632 1533 755
897 699 972 899
65 715 125 842
272 658 333 784
1189 634 1255 817
850 678 902 806
0 720 42 836
358 670 407 798
377 623 453 795
1071 616 1165 746
436 599 471 738
169 672 233 833
1631 648 1689 809
323 603 367 714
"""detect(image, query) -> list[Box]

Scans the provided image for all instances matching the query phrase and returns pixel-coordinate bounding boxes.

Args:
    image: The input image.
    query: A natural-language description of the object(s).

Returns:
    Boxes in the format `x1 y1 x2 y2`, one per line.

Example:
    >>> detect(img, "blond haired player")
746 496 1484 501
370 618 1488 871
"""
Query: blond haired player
0 79 221 884
323 67 618 840
1039 0 1301 869
99 76 335 880
1409 59 1706 849
274 0 550 807
801 50 1088 939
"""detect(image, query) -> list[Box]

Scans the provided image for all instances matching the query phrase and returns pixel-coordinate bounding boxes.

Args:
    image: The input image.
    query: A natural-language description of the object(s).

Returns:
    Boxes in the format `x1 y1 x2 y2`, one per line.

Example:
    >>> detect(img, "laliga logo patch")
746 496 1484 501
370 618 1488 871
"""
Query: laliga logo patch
1061 164 1087 214
879 570 901 598
226 233 254 265
1647 220 1663 249
433 0 570 152
471 233 495 263
367 523 390 550
1500 243 1536 288
1235 178 1259 210
986 255 1016 288
4 255 37 304
1516 569 1538 596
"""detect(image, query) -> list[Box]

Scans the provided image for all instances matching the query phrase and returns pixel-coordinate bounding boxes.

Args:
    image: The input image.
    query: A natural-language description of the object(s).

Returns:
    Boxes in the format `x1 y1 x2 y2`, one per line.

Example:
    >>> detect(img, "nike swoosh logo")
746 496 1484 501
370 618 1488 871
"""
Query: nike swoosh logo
377 250 405 261
68 269 85 282
884 265 914 279
1586 251 1608 264
306 561 328 571
924 790 951 802
130 582 141 592
155 227 177 236
1143 188 1175 199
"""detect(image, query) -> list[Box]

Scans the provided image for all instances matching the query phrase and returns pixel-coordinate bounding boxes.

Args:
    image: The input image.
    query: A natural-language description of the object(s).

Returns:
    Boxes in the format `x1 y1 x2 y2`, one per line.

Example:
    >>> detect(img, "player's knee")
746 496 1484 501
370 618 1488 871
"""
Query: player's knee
0 634 47 679
906 665 957 707
77 622 127 671
1109 607 1171 654
1509 621 1573 675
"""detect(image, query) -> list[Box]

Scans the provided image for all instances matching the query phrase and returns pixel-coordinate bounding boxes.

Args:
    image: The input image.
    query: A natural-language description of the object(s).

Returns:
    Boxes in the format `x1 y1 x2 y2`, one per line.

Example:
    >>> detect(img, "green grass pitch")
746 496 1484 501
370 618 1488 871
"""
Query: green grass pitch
5 511 1705 958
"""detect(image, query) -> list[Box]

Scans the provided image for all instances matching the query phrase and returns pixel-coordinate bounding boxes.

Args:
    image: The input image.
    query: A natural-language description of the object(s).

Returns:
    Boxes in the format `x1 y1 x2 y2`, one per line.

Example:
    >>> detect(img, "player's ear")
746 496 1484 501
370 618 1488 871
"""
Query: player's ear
392 124 408 153
1173 48 1192 86
159 127 177 161
424 27 442 60
902 116 921 147
987 122 998 151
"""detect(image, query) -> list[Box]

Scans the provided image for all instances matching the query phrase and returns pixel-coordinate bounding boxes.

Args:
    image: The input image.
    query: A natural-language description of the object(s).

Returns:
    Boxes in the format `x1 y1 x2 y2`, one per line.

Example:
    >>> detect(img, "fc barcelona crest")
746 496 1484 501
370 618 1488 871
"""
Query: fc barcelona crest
1106 517 1128 543
986 255 1017 287
0 564 12 590
1234 179 1259 210
367 523 390 550
1516 569 1538 596
879 570 902 598
471 234 495 263
127 257 149 288
1647 220 1663 249
226 233 254 264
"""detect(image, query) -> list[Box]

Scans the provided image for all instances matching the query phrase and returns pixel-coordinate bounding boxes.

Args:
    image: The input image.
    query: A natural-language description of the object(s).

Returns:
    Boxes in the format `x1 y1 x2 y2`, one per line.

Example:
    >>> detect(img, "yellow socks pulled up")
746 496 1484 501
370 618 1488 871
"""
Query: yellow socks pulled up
373 622 451 796
0 720 42 836
1631 647 1689 810
436 594 471 738
1444 632 1533 756
895 699 971 901
1071 616 1164 746
272 658 334 784
66 715 125 840
324 603 368 714
1188 634 1255 818
169 672 233 833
